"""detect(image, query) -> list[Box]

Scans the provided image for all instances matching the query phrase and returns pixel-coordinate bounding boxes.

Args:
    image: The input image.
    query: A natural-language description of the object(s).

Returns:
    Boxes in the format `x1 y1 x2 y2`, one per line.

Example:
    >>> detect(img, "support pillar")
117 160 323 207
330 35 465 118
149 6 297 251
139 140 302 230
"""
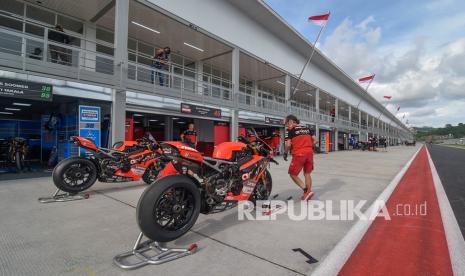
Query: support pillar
111 91 126 144
230 47 240 141
196 61 203 95
315 88 320 115
111 0 129 144
285 74 291 113
164 116 173 141
230 109 238 141
83 22 96 71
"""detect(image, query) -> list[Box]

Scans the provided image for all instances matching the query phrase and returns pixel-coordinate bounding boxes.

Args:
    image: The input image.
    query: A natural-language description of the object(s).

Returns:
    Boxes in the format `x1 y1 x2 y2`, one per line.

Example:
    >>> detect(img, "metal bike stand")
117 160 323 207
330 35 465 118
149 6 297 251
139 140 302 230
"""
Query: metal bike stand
113 232 198 270
38 189 89 203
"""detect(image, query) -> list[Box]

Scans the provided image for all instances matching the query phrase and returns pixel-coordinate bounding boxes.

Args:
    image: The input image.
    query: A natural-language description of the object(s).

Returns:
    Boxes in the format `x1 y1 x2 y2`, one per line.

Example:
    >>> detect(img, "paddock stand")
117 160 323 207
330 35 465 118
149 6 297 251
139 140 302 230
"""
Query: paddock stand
113 232 198 270
38 188 90 203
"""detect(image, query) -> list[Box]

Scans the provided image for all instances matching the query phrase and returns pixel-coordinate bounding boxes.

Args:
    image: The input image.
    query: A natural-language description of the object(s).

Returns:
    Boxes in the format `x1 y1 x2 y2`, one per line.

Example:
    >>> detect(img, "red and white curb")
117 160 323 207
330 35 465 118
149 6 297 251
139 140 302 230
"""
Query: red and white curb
312 145 465 275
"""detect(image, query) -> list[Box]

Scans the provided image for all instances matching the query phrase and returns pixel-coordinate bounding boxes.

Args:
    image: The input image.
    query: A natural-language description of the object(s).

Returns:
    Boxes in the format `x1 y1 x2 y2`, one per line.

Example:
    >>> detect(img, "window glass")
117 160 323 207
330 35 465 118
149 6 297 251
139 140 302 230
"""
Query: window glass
96 28 114 44
0 0 24 16
0 32 21 55
96 44 114 56
26 5 55 25
170 54 182 66
26 39 43 60
25 23 44 37
57 15 83 34
0 14 23 31
128 39 136 51
138 42 154 56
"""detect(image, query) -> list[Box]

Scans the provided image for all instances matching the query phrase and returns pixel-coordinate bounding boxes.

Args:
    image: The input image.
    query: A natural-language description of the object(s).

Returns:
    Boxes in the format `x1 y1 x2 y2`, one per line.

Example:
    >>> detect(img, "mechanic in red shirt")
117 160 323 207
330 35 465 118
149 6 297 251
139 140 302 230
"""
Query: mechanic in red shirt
181 122 197 149
283 115 317 201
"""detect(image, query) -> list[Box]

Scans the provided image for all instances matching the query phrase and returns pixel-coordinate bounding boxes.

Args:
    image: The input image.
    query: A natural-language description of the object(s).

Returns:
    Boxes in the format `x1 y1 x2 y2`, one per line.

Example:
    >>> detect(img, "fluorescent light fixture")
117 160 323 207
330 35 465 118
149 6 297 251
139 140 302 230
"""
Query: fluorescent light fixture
159 123 165 126
177 121 186 124
172 117 179 120
134 121 141 124
13 102 31 106
5 108 21 111
131 21 160 34
183 42 204 52
149 119 158 122
0 111 13 115
133 114 144 117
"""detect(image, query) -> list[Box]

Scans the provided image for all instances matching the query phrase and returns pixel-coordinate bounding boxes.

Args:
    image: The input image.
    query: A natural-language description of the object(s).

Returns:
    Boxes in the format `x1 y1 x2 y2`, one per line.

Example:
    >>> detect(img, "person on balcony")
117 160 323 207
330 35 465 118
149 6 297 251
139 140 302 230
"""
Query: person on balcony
283 115 317 201
330 107 336 122
48 25 70 65
181 122 197 149
151 47 171 86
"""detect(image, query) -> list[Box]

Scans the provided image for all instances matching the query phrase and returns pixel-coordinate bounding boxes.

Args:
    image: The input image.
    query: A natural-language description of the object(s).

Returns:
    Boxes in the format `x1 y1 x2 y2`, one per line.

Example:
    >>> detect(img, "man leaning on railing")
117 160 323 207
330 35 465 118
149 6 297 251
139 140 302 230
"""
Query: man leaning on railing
151 47 171 86
48 24 71 65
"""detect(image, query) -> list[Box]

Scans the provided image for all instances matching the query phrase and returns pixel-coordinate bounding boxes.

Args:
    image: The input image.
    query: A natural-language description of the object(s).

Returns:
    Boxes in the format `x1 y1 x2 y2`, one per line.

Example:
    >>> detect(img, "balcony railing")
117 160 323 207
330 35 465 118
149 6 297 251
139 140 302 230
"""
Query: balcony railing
0 13 398 134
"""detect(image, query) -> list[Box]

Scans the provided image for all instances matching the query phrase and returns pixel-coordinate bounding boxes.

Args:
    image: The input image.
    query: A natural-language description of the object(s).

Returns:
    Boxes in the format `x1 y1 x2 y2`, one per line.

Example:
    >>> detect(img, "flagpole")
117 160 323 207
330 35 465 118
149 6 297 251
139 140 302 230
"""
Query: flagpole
290 12 329 100
355 74 375 109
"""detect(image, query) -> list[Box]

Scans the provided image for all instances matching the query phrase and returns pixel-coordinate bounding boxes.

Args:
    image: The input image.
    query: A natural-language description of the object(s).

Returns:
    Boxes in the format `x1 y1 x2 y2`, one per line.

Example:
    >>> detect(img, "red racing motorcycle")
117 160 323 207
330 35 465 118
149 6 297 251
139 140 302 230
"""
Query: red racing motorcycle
136 130 277 242
52 136 167 194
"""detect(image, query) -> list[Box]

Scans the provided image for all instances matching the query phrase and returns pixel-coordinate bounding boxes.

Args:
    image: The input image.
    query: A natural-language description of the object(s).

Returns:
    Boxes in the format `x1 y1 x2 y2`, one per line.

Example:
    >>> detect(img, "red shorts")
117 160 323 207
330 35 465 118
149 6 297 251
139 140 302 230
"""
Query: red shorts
288 153 314 175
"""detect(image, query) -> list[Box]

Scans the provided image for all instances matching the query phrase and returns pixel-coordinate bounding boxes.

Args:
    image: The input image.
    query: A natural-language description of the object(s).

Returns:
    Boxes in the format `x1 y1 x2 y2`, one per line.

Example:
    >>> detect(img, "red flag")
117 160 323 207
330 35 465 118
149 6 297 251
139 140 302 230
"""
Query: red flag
308 12 330 26
358 74 375 83
384 96 392 100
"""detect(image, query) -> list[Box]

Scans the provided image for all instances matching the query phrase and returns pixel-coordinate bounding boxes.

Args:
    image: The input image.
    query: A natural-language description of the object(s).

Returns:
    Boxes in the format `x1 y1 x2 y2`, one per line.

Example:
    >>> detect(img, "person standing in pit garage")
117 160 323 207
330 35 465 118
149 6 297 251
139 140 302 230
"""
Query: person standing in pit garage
283 115 317 201
271 128 281 155
181 122 197 149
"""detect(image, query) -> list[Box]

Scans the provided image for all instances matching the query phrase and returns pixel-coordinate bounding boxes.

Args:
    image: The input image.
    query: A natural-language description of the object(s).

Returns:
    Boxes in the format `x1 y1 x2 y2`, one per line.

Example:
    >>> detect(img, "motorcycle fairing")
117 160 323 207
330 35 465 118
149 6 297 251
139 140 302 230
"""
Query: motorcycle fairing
71 136 98 151
163 141 203 162
212 142 247 160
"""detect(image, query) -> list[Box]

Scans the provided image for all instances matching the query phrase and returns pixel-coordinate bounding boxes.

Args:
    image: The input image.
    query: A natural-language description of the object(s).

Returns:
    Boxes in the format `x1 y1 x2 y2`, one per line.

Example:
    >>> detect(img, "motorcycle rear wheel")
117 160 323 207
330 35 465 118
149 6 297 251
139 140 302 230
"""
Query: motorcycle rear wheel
137 175 200 242
53 157 98 194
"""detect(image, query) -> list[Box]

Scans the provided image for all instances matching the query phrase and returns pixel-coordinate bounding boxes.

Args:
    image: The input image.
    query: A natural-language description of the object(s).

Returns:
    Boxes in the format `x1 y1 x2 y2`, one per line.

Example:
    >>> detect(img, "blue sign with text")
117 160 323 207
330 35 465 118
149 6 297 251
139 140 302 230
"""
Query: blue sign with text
78 106 101 156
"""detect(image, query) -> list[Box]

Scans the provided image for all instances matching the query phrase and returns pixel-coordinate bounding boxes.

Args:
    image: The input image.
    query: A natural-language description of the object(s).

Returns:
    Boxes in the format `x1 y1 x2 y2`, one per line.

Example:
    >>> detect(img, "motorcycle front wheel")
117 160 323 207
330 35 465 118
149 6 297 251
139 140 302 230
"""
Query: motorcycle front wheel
250 169 273 205
137 175 201 242
52 157 98 194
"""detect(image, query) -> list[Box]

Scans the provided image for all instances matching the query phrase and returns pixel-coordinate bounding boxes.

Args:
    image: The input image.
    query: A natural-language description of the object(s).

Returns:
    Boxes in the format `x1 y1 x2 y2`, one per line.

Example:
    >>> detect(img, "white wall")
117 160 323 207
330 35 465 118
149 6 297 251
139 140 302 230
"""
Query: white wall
146 0 402 129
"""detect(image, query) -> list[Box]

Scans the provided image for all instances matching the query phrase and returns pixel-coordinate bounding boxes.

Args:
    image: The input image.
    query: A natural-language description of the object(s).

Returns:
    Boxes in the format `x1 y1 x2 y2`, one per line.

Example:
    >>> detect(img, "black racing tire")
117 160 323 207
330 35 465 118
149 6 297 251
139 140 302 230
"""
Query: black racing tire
52 157 98 193
250 169 273 205
15 151 22 172
137 175 201 242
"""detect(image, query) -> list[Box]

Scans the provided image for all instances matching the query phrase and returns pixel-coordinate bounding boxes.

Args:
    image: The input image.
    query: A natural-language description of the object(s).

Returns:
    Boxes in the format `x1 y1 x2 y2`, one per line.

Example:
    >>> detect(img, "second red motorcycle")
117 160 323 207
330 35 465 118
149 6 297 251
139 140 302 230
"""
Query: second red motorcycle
52 136 167 194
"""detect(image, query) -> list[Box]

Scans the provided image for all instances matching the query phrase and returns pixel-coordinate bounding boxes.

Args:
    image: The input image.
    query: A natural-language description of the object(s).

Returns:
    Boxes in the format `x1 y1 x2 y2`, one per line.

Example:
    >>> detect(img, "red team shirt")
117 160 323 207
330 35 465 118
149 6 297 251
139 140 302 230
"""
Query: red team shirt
182 130 197 144
285 125 314 156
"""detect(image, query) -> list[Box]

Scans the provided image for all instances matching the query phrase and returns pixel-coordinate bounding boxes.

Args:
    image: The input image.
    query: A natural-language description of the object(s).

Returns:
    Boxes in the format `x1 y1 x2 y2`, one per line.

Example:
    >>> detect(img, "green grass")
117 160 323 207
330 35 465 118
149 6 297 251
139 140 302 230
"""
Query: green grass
441 144 465 149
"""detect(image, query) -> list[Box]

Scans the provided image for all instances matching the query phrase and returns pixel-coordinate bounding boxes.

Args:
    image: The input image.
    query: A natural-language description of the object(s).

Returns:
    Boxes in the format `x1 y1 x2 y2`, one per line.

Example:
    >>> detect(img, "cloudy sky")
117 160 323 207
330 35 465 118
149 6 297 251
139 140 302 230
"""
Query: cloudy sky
265 0 465 127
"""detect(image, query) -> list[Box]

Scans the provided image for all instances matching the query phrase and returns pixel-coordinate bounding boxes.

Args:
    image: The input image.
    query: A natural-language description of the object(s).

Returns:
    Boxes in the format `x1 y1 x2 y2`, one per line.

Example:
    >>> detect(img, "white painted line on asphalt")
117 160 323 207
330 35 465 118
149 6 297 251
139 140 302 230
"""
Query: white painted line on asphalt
311 146 423 276
426 147 465 276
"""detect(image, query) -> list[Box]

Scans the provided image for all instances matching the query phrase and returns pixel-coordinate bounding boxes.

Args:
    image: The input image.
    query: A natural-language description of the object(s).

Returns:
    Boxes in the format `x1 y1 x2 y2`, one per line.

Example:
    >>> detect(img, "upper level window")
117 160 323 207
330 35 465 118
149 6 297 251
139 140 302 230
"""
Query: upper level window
0 14 23 31
0 0 24 16
26 5 55 25
57 15 83 34
96 28 114 44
